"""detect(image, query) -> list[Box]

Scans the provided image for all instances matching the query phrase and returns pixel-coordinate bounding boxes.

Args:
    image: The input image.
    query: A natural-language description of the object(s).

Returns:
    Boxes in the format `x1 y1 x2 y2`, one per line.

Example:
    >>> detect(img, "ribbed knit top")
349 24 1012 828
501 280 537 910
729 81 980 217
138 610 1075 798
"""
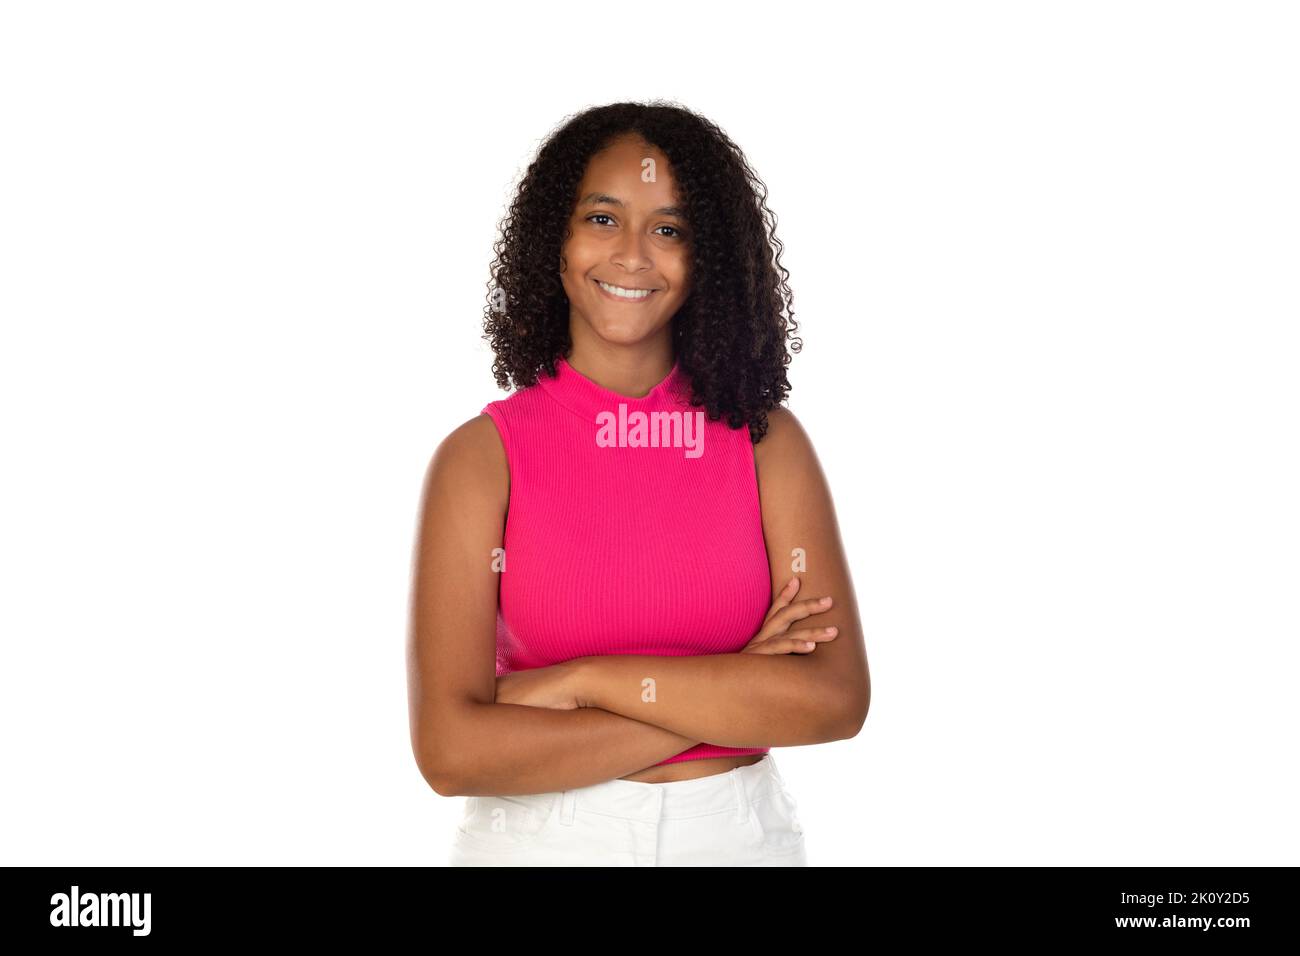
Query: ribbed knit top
480 355 772 766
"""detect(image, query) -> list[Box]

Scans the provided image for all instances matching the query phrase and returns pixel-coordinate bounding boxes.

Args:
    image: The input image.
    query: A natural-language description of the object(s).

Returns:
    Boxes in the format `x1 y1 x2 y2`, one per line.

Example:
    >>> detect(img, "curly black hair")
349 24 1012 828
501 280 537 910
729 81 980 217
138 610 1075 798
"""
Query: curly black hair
480 100 801 444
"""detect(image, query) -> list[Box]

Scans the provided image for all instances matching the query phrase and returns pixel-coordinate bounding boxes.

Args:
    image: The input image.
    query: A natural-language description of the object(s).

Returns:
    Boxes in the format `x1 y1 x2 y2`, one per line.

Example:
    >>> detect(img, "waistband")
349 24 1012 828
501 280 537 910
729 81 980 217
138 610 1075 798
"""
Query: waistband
552 754 787 825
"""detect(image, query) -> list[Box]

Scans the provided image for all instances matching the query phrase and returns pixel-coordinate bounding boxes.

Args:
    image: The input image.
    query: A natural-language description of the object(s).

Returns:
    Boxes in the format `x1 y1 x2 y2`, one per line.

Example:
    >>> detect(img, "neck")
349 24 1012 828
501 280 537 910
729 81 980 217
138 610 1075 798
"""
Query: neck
561 340 675 399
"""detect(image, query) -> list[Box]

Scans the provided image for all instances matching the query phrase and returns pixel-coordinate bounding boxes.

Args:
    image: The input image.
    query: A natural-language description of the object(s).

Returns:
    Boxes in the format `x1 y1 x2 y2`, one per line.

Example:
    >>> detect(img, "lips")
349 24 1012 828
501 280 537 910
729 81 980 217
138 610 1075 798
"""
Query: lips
593 278 660 302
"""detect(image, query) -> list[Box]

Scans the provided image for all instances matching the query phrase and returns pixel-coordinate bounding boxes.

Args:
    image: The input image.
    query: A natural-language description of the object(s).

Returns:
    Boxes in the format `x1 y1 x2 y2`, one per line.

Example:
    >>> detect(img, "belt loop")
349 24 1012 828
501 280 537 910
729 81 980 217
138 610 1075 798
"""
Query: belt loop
559 790 576 826
764 753 785 786
730 768 750 824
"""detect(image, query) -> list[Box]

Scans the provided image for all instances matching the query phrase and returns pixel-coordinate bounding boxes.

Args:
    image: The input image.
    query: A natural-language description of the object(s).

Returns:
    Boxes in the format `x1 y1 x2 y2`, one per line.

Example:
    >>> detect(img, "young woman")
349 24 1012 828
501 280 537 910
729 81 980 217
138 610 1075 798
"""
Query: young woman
407 101 870 866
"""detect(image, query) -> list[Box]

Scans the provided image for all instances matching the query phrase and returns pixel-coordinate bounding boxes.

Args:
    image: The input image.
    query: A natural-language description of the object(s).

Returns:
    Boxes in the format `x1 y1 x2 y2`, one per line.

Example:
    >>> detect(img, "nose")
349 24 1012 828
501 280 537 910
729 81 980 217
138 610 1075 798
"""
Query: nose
611 227 653 272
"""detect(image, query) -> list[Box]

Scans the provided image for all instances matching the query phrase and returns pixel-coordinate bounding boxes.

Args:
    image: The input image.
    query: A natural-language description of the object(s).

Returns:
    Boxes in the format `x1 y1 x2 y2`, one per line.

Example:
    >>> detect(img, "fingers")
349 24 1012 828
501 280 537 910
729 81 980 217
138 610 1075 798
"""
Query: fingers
762 576 801 624
767 595 835 636
746 626 839 655
752 579 839 650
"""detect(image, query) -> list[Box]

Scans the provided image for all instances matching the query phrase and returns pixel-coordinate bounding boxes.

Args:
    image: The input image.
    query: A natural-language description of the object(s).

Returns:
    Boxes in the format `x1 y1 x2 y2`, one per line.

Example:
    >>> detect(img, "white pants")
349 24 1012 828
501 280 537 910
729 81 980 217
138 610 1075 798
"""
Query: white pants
448 754 808 866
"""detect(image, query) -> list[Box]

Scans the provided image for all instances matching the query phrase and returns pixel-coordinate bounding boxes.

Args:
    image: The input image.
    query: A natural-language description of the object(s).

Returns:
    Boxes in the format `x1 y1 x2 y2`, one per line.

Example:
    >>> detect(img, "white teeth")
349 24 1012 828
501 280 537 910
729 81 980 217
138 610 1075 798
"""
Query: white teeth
597 280 654 299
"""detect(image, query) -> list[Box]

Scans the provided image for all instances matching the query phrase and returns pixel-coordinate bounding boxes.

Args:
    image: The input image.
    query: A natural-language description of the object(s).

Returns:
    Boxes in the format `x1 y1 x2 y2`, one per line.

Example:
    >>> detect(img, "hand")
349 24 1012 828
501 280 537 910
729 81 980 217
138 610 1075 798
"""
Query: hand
741 576 839 655
495 660 583 710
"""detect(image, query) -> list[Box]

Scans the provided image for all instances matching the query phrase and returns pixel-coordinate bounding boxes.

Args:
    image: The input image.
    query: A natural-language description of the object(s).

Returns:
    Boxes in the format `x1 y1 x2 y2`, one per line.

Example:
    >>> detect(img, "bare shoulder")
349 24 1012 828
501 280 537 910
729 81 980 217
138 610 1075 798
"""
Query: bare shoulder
420 413 508 511
753 405 819 472
434 413 506 466
752 405 838 526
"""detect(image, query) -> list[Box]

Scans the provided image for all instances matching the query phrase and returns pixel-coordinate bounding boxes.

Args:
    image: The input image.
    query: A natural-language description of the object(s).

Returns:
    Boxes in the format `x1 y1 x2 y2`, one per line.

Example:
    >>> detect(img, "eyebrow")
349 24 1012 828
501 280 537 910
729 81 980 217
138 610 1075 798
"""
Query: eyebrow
578 192 686 219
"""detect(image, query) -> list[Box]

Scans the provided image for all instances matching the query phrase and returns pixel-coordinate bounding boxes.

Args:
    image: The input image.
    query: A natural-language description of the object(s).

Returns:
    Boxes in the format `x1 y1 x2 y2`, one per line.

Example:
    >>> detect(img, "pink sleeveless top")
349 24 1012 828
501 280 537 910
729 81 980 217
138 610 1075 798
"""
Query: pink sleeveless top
481 355 773 766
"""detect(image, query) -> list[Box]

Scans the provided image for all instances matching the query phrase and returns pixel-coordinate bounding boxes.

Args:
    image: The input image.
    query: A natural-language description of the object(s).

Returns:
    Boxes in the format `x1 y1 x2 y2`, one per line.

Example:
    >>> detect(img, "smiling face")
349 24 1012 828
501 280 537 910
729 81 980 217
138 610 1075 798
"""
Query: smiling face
559 134 692 349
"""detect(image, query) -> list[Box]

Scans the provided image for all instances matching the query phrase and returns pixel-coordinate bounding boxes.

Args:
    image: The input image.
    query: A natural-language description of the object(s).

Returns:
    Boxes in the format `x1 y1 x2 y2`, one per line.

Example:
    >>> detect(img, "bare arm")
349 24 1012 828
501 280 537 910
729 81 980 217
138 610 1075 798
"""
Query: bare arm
440 703 702 795
566 408 871 744
570 650 837 747
406 413 705 797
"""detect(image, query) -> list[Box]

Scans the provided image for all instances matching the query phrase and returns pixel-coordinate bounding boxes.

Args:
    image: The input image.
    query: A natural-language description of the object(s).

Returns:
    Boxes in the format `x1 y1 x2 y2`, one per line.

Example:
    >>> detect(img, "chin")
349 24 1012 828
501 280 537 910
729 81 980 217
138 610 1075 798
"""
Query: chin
593 325 653 344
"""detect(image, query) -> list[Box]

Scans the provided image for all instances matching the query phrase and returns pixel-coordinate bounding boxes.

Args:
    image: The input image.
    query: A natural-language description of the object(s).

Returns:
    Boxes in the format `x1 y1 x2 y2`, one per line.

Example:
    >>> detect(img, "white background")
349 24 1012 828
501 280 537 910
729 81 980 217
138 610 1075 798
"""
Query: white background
2 1 1296 865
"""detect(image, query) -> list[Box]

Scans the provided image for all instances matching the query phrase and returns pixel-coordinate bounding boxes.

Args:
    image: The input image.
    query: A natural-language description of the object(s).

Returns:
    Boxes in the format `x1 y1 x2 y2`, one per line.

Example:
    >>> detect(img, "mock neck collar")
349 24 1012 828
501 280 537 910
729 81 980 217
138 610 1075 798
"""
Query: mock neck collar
538 354 692 422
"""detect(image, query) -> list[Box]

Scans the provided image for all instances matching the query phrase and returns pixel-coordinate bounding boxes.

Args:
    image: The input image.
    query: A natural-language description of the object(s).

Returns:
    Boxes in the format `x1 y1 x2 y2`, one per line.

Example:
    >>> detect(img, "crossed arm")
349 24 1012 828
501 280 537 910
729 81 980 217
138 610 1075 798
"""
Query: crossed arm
407 407 870 797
